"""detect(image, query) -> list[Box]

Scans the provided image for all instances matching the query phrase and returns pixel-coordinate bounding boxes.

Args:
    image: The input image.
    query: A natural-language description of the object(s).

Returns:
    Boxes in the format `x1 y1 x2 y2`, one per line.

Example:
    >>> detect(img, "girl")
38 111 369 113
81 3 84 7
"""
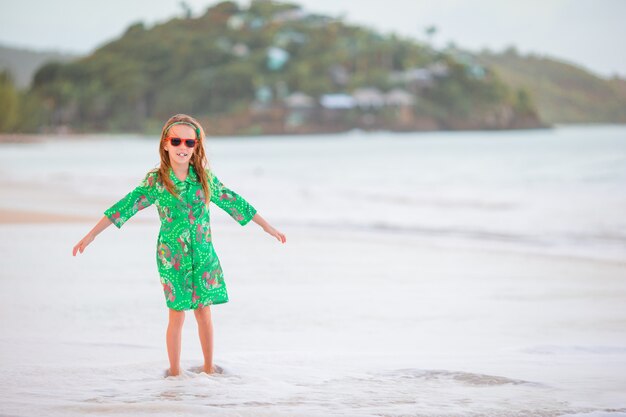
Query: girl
72 114 286 377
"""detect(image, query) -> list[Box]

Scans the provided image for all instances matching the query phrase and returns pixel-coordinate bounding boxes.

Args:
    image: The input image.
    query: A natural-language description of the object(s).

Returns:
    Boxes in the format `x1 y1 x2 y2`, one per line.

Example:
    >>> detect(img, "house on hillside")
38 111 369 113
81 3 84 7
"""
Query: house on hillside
389 63 450 93
274 29 308 48
352 88 385 110
319 93 355 125
272 7 307 23
283 92 315 130
385 88 417 126
385 88 415 106
389 68 434 92
266 47 290 71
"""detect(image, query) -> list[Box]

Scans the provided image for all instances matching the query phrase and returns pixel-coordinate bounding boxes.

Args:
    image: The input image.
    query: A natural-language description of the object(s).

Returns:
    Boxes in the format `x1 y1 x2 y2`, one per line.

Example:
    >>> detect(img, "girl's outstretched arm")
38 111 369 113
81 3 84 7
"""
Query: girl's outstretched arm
250 212 287 244
207 171 286 244
72 215 113 256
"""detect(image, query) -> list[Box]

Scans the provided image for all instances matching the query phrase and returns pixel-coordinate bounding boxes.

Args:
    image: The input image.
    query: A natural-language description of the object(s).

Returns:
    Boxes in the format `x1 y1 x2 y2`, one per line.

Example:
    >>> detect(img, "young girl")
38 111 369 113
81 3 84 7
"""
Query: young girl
72 114 286 377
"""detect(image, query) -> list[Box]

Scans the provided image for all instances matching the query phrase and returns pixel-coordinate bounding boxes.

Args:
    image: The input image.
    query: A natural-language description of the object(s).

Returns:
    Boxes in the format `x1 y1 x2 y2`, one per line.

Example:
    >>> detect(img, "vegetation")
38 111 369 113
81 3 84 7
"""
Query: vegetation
2 1 542 134
477 47 626 124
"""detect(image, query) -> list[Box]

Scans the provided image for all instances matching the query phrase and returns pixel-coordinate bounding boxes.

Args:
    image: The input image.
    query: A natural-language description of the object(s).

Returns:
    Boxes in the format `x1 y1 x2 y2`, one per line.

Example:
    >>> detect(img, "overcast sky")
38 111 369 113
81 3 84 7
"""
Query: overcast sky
1 0 624 78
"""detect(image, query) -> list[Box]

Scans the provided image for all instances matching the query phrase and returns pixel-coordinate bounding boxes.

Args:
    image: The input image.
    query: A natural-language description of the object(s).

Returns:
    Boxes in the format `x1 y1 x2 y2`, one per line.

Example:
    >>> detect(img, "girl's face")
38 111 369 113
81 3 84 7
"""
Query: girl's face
163 124 197 165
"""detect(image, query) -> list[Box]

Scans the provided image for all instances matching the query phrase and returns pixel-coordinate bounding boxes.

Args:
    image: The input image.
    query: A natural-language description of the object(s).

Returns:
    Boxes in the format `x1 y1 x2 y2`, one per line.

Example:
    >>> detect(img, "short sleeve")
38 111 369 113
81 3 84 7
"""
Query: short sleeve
207 170 257 226
104 172 156 229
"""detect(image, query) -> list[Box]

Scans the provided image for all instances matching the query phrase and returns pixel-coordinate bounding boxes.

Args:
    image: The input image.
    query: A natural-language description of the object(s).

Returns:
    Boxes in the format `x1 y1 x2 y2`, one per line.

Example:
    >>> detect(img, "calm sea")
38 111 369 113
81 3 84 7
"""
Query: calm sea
1 124 625 261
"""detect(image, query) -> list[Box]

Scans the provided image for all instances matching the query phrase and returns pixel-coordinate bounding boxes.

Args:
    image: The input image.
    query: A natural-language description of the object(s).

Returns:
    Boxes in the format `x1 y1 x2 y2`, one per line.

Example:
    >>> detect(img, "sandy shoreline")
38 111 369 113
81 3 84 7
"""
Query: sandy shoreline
0 208 96 223
1 221 625 416
0 134 47 144
0 178 141 225
0 178 109 224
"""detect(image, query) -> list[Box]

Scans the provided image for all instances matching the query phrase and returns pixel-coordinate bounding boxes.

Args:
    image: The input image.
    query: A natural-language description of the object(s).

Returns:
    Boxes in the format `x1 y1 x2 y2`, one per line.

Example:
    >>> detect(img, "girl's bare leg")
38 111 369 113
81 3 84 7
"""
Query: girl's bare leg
193 306 215 373
166 309 185 376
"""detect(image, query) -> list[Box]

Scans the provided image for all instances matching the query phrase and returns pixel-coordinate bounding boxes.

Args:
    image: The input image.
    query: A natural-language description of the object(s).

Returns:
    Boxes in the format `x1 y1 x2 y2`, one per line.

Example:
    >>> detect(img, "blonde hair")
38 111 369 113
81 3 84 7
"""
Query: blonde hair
156 114 211 204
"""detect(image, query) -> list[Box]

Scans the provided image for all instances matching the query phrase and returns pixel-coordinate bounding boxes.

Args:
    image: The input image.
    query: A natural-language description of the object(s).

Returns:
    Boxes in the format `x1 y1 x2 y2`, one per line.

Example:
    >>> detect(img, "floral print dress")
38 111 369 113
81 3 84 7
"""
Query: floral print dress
104 165 257 310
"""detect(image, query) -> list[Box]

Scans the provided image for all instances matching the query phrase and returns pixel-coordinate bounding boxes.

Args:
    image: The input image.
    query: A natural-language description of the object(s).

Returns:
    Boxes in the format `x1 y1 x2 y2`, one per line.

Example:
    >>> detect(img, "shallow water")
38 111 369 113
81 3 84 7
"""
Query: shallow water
1 124 625 261
0 126 625 416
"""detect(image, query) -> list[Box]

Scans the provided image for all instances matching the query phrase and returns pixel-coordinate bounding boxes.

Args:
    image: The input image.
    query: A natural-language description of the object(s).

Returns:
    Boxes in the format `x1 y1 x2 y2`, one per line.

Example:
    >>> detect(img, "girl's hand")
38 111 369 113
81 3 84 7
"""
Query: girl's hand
72 216 114 256
73 233 95 256
262 224 286 243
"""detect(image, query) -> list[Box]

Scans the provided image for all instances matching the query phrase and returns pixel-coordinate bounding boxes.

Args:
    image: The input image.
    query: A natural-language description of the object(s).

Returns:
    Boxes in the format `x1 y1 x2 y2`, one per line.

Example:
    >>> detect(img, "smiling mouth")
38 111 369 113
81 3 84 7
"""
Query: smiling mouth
176 152 189 157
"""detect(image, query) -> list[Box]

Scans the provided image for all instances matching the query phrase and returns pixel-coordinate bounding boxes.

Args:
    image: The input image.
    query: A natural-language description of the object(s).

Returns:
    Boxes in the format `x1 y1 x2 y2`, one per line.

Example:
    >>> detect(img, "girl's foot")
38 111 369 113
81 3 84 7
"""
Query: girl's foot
202 364 223 374
164 368 180 377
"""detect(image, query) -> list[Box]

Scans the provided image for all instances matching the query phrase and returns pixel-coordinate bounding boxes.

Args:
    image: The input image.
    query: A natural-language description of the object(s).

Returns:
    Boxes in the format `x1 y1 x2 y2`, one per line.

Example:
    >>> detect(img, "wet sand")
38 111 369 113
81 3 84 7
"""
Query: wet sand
0 208 94 223
0 219 625 416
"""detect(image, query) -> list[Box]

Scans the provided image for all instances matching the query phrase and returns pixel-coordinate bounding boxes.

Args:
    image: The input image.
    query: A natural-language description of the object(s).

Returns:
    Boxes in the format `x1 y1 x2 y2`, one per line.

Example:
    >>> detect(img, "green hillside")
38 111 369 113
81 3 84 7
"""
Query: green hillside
476 47 626 124
2 1 540 134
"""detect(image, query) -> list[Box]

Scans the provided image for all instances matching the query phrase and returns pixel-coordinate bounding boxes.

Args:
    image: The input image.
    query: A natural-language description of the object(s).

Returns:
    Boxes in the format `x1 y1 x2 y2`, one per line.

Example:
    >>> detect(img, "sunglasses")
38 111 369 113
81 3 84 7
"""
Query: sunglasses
167 137 197 148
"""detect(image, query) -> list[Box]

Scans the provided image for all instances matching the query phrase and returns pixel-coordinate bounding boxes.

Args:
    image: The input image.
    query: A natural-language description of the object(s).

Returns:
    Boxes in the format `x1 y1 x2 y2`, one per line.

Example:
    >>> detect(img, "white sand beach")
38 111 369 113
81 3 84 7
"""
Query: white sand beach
0 126 625 416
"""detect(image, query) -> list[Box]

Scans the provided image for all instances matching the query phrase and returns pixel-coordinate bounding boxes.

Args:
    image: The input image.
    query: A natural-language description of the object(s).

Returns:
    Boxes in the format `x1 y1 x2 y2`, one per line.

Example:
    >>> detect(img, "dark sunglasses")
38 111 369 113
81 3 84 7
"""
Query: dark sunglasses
167 137 197 148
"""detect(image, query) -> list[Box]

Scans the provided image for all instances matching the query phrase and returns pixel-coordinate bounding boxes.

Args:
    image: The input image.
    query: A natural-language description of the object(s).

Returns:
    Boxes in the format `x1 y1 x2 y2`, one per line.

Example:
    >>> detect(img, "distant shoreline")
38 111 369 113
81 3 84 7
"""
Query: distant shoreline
5 122 626 144
0 124 557 144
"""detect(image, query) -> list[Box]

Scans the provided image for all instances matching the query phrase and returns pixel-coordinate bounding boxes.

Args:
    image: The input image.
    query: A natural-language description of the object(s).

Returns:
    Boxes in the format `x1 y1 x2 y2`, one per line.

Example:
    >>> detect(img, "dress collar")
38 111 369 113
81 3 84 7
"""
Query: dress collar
168 165 198 185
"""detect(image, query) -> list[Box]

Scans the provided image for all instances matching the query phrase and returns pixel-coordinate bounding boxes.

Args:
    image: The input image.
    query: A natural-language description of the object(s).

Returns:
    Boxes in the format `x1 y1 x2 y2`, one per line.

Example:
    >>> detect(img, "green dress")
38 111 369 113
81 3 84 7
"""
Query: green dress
104 165 257 310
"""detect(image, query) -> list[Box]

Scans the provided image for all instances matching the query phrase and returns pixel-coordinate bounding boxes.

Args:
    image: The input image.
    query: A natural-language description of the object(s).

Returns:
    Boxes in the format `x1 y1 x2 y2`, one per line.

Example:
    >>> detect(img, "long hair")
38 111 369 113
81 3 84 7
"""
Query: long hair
156 114 211 205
